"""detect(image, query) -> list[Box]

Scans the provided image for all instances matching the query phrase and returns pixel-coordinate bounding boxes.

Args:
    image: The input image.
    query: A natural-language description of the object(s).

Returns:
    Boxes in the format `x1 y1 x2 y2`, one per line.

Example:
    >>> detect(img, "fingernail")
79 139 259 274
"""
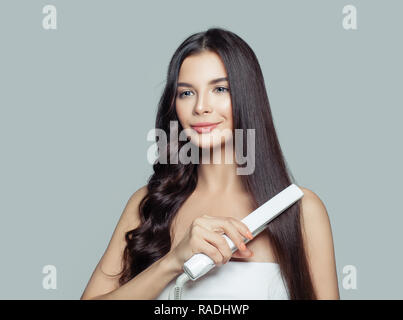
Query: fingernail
239 242 247 251
247 231 253 240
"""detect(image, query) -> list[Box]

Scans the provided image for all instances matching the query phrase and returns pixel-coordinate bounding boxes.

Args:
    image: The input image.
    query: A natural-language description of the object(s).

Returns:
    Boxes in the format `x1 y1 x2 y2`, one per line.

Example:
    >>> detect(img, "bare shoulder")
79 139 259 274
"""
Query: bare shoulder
80 184 148 299
298 186 330 224
297 186 340 299
120 185 148 229
297 185 333 247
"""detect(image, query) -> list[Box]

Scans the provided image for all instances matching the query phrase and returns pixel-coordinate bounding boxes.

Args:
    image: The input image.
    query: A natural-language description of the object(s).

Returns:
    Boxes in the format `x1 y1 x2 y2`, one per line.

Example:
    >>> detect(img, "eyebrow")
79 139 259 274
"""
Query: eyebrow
177 77 228 88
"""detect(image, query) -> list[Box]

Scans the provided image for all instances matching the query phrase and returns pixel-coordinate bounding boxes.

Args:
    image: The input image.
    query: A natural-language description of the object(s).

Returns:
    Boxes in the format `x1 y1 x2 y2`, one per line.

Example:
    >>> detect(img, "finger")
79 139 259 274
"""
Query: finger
196 239 226 266
200 227 234 264
226 217 254 241
215 218 250 252
232 247 254 258
204 215 254 242
195 215 252 253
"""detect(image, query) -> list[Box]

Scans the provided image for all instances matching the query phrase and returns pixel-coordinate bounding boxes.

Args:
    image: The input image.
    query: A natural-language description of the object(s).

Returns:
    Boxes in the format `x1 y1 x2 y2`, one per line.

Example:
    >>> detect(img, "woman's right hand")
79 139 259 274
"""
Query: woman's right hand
168 214 255 271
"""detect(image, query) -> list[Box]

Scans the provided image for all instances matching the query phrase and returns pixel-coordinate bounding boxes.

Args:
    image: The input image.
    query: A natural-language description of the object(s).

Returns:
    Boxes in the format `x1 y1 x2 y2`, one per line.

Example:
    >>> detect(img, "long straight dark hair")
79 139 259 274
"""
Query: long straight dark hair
117 27 316 299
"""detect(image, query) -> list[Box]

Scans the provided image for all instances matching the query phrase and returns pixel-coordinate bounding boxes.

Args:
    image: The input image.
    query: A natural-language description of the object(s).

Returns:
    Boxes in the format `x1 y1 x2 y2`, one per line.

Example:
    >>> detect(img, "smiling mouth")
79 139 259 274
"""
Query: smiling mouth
191 122 221 133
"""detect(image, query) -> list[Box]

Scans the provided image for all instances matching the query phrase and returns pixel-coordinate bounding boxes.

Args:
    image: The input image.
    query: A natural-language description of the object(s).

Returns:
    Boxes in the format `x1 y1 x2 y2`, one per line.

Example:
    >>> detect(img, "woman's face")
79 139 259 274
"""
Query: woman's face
175 50 233 150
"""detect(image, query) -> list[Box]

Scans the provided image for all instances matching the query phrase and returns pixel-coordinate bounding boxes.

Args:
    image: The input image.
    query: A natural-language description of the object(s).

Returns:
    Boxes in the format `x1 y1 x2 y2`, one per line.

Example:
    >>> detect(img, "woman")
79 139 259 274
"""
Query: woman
81 28 339 300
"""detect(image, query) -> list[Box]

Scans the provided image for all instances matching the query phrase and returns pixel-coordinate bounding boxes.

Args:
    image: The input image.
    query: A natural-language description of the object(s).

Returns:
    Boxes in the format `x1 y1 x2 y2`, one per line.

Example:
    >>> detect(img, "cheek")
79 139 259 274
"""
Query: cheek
217 98 233 125
175 102 189 127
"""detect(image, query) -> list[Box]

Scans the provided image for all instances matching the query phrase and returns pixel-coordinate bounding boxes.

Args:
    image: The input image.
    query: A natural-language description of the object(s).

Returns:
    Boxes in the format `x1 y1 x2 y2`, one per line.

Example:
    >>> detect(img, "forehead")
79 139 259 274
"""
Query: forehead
178 51 228 82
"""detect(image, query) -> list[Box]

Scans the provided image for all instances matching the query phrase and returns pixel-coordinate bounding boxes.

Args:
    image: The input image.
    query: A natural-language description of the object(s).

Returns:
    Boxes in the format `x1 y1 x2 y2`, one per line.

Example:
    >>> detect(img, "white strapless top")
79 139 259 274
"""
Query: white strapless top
155 261 290 300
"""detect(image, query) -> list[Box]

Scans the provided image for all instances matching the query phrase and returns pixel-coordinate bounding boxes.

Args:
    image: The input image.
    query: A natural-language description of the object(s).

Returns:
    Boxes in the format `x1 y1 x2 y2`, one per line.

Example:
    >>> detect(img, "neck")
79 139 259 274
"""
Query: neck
196 146 245 195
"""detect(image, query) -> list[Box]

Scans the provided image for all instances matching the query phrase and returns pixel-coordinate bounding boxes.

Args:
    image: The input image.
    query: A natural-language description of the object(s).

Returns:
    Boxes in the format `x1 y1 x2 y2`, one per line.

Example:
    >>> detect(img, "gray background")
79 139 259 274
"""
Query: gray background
0 0 401 299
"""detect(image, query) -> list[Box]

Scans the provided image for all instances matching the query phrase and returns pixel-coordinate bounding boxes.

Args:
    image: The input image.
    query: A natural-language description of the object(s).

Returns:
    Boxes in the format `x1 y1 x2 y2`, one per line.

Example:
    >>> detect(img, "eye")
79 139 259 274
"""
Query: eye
214 86 229 93
178 90 193 98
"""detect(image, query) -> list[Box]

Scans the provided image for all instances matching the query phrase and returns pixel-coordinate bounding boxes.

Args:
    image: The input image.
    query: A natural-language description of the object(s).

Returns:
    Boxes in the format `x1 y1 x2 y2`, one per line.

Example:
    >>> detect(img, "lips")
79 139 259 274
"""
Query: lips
191 122 221 133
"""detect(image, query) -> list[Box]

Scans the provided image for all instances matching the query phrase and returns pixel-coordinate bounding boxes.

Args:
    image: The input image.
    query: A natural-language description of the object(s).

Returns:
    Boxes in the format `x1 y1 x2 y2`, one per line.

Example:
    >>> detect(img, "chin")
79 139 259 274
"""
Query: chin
198 142 223 149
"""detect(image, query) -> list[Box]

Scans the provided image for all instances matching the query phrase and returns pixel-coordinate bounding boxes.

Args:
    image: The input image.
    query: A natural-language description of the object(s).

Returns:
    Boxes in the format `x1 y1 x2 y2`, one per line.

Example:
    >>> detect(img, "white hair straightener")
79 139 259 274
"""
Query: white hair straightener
168 183 304 300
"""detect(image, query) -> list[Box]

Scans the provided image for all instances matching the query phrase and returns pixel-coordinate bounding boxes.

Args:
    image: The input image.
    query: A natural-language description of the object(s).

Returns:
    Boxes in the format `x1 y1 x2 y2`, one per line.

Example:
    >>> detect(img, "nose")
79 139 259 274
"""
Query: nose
193 91 212 115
